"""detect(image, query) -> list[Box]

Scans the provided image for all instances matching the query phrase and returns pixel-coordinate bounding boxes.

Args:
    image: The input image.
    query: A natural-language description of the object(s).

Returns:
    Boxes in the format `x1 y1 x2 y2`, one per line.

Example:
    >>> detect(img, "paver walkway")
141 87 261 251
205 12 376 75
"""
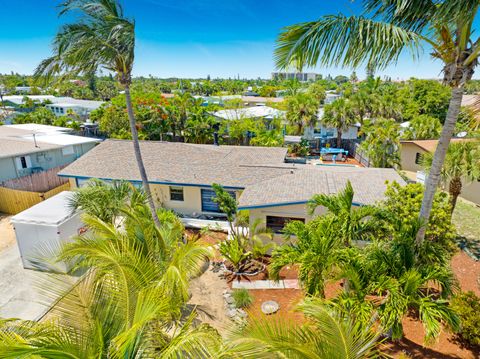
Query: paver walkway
232 279 300 290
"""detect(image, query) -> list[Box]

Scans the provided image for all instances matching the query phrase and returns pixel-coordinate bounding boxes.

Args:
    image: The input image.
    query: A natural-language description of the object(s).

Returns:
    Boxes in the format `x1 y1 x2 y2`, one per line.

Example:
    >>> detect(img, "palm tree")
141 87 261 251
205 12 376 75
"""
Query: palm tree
403 115 442 140
286 92 320 138
322 98 357 148
269 216 345 297
35 0 161 226
223 300 383 358
421 140 480 214
307 181 384 246
360 118 400 168
274 0 480 244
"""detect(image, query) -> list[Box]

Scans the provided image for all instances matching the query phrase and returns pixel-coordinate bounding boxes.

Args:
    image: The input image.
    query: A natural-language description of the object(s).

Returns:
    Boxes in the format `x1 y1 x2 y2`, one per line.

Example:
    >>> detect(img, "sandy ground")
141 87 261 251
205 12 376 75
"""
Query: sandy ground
188 265 231 335
0 215 16 252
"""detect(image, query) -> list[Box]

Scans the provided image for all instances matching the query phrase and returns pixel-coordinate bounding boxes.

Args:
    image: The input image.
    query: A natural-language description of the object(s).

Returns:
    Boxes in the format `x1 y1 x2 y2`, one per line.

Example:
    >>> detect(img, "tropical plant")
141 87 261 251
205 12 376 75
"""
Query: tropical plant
421 140 480 214
274 0 480 244
223 300 383 358
308 181 383 246
218 237 252 273
307 82 327 103
270 216 345 297
403 115 442 140
360 118 400 168
232 289 254 309
322 98 357 148
286 92 320 138
288 138 310 157
35 0 160 226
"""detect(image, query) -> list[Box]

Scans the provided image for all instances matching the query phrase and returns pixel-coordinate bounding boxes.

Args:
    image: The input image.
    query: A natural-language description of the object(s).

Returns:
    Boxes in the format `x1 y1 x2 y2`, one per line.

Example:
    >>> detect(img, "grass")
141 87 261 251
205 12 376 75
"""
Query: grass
452 198 480 259
232 289 254 309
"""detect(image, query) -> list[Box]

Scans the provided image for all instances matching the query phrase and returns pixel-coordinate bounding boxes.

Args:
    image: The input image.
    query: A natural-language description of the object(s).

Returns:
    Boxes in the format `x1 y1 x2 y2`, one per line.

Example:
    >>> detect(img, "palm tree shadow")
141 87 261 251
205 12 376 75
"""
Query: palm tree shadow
180 303 215 325
456 235 480 260
386 337 478 359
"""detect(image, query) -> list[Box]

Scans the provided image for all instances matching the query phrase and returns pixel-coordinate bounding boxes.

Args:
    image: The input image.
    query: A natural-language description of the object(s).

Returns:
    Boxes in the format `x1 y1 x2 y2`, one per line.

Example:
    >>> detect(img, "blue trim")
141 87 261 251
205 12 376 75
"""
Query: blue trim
238 200 308 210
59 174 244 190
239 200 364 210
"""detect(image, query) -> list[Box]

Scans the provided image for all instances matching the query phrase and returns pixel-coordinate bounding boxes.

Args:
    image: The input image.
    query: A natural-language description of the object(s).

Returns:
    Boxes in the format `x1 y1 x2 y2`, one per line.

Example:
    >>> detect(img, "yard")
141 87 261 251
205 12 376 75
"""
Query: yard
453 198 480 259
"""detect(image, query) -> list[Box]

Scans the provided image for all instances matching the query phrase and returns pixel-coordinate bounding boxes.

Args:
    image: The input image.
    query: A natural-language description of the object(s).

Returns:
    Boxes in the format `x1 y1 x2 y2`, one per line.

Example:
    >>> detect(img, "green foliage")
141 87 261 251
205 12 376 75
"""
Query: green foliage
232 289 254 309
13 107 56 125
382 182 456 246
403 115 442 140
218 237 252 272
307 82 327 103
451 291 480 346
250 129 284 147
287 138 310 156
286 92 320 136
212 183 237 225
360 118 400 168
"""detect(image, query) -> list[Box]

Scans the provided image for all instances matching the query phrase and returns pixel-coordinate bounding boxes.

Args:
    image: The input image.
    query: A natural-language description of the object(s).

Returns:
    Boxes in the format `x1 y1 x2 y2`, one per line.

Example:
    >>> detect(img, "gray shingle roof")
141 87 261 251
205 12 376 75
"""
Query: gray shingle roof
238 166 405 208
58 140 291 188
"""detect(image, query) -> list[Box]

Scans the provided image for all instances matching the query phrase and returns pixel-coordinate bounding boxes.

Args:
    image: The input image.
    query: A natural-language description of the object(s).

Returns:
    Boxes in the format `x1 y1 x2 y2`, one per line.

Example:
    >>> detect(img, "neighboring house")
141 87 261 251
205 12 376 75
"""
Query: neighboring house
400 139 480 205
324 92 341 105
2 95 103 120
198 95 284 107
213 106 286 121
0 124 100 182
315 107 360 140
271 72 320 82
59 140 405 237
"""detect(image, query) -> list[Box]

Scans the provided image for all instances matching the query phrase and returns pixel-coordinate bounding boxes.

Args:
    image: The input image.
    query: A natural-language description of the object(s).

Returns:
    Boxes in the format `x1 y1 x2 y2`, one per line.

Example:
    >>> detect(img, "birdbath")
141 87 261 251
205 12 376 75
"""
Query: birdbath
261 300 280 315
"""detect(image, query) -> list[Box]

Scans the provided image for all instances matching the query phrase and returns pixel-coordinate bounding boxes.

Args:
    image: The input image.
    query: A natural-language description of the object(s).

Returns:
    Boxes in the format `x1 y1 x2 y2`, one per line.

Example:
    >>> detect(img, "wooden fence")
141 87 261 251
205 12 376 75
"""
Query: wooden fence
0 182 71 214
1 165 69 193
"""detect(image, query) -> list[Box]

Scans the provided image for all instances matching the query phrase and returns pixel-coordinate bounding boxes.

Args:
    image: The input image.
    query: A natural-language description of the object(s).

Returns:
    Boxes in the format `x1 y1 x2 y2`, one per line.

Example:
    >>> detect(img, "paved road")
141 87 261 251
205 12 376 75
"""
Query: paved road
0 244 70 321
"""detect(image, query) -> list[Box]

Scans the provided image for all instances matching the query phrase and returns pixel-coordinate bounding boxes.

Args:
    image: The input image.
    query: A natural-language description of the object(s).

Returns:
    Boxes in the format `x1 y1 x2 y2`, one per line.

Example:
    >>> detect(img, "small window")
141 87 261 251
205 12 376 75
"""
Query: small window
266 216 305 234
16 155 31 169
62 145 74 156
20 156 27 169
415 152 422 164
170 186 184 201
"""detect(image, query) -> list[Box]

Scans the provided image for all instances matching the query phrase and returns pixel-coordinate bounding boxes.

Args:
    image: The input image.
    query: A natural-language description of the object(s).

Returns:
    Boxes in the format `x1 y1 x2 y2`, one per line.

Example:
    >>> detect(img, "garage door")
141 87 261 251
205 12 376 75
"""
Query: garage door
201 189 236 213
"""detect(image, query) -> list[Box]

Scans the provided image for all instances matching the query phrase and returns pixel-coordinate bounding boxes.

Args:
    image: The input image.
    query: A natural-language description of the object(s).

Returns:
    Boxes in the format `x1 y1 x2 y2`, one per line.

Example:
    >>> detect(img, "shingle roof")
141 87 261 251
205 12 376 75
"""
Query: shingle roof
400 139 469 153
213 106 286 121
58 140 291 188
238 166 405 208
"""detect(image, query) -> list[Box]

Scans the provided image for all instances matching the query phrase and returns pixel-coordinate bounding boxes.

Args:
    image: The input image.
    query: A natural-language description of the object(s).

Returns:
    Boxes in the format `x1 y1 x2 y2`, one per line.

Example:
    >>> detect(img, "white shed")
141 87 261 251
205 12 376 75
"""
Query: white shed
11 191 83 273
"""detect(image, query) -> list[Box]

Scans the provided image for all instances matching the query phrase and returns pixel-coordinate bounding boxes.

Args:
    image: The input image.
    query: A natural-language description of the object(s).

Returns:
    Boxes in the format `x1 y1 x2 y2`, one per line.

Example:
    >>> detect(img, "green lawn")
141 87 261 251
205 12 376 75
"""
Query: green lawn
452 198 480 258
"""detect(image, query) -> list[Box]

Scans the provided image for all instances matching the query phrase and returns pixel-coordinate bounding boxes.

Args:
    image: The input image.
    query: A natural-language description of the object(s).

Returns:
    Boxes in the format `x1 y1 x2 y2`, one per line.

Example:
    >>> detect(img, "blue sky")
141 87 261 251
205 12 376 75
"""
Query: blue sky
0 0 477 79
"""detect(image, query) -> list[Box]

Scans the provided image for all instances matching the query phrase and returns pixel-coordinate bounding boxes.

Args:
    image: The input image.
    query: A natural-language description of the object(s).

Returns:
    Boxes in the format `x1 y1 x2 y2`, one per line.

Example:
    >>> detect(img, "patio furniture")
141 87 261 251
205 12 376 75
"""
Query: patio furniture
261 300 280 315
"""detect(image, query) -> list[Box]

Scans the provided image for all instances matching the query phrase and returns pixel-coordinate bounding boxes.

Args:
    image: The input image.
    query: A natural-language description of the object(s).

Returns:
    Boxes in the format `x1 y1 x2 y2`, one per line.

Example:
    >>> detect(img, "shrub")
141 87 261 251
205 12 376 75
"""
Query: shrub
451 291 480 346
233 289 253 309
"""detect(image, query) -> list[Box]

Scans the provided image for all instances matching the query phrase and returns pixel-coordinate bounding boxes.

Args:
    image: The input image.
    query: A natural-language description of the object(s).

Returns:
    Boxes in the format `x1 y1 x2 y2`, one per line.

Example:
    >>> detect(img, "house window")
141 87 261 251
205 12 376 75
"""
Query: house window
266 216 305 234
415 152 422 164
169 186 184 201
16 155 32 169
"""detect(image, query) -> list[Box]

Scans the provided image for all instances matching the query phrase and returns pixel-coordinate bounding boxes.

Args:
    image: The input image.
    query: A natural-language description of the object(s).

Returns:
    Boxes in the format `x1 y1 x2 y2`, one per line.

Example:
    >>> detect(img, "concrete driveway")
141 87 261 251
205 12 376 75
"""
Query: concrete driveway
0 215 76 321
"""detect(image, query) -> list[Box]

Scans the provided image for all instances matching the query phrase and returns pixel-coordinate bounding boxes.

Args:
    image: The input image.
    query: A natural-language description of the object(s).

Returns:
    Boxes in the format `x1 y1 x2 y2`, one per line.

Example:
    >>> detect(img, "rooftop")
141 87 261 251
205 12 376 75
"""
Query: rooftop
213 106 285 121
400 138 470 153
3 95 104 110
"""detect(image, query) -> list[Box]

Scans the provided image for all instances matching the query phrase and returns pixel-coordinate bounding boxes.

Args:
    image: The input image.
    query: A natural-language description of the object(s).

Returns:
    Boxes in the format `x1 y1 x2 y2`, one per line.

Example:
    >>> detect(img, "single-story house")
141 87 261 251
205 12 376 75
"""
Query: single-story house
59 140 405 237
0 124 100 182
400 139 480 205
212 106 286 122
2 95 103 119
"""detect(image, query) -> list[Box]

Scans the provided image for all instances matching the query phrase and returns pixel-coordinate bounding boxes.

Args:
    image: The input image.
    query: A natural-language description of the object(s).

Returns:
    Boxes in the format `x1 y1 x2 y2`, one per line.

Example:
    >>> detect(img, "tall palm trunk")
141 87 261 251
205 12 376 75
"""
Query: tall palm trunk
416 87 463 244
124 85 161 227
336 128 342 148
448 176 462 215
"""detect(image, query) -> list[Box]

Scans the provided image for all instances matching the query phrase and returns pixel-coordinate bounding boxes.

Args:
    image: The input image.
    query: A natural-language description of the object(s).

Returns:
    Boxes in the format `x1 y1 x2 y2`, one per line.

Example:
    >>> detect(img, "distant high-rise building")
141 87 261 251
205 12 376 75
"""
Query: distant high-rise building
271 72 320 82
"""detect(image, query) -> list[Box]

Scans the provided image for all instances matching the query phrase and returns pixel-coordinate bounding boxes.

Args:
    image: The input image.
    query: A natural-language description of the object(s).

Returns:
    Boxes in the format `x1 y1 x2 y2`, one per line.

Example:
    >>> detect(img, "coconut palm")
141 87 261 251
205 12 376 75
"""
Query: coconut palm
360 118 400 168
223 300 383 359
322 98 357 147
286 92 320 138
421 140 480 214
35 0 160 226
307 181 384 246
269 216 345 297
403 115 442 140
274 0 480 244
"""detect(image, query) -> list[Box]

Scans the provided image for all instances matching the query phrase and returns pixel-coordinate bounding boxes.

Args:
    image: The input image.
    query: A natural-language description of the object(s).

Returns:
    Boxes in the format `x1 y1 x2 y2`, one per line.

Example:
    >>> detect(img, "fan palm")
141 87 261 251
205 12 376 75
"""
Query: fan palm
286 92 320 138
421 140 480 214
35 0 161 227
222 300 383 358
322 98 357 148
274 0 480 244
307 181 384 246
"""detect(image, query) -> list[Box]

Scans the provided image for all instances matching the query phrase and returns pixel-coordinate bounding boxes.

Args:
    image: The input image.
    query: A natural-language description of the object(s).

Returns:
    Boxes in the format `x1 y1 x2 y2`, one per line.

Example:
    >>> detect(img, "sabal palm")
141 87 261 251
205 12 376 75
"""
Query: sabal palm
421 140 480 214
223 300 382 359
286 92 319 137
308 181 382 246
322 98 357 147
35 0 160 226
274 0 480 244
